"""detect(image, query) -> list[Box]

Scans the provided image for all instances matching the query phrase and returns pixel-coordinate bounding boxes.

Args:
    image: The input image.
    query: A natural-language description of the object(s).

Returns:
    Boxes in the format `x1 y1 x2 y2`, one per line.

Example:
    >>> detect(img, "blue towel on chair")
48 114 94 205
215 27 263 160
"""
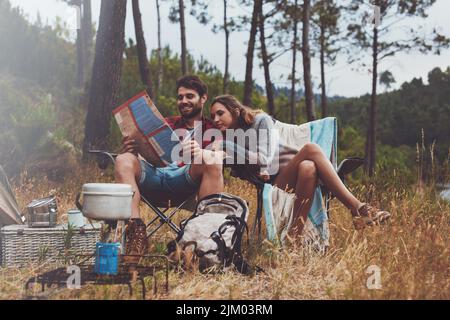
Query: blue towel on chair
264 117 337 246
308 117 337 243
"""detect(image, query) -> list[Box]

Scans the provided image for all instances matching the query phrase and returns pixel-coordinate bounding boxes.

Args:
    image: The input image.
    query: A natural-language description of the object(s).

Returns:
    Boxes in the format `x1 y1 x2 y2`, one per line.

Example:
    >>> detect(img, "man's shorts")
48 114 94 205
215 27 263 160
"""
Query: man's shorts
138 161 199 194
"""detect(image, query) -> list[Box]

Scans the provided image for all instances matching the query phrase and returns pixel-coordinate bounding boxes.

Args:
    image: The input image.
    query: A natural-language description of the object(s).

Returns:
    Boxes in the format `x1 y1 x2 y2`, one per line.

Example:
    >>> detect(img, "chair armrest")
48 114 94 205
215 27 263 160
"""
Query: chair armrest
88 150 118 169
337 157 364 181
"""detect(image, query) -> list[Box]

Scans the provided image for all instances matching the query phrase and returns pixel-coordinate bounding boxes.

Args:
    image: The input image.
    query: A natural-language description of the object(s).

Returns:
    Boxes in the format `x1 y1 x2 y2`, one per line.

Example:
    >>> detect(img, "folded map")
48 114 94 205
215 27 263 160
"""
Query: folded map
112 91 180 167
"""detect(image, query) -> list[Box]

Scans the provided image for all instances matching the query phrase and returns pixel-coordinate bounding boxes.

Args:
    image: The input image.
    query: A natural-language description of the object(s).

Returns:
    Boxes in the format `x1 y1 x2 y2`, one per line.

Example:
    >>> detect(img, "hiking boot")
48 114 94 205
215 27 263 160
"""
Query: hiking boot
123 218 148 265
352 203 391 230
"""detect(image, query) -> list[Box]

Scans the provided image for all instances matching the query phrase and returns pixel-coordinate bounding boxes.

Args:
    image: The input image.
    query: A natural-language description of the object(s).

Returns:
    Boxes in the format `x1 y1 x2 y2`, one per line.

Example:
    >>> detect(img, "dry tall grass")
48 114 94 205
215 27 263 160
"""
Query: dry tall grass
1 161 449 300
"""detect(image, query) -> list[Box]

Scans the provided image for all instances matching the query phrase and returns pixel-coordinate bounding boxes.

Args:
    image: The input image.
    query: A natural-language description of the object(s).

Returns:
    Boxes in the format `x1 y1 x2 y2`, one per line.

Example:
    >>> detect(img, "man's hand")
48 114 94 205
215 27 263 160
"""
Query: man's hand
120 136 139 156
181 139 202 163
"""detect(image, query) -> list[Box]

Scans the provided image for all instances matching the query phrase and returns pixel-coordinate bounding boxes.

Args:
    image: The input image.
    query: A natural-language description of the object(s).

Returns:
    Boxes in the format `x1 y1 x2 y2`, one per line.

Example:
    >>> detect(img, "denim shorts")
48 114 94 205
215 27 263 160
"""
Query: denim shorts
138 161 199 194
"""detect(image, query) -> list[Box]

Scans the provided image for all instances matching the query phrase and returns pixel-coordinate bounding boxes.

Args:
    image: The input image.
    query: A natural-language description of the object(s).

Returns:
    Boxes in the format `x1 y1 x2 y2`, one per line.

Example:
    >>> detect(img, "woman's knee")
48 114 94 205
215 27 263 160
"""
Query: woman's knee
302 142 322 155
297 160 317 179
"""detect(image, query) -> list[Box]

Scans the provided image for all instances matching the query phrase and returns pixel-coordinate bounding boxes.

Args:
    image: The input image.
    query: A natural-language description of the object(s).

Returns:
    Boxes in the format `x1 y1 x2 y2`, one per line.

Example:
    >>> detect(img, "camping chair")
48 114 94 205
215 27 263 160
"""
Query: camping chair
228 117 364 245
88 150 196 239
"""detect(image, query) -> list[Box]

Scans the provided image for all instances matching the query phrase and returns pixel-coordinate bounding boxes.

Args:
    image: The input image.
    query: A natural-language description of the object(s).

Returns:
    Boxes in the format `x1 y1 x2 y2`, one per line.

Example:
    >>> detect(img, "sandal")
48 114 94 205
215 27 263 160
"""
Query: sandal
353 203 391 230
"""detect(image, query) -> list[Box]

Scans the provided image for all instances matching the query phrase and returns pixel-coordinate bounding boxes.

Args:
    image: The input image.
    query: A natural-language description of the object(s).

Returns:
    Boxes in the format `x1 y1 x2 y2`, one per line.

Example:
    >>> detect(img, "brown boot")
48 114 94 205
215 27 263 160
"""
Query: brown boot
123 219 148 265
353 203 391 230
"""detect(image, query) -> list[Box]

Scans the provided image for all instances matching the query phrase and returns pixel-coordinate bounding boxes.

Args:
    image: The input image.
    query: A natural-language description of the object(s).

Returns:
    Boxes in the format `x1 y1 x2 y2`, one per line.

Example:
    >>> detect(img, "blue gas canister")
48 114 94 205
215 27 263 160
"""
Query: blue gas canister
94 242 120 275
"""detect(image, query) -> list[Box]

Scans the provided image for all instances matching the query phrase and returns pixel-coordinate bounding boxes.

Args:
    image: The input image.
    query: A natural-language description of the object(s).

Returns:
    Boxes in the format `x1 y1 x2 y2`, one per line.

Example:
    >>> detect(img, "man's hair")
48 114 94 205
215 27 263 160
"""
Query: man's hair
176 75 208 97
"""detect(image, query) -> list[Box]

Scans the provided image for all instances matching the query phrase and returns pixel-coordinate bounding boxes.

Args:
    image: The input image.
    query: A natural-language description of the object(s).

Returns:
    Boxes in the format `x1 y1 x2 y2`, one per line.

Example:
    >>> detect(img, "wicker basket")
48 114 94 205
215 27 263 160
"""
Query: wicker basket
0 224 101 268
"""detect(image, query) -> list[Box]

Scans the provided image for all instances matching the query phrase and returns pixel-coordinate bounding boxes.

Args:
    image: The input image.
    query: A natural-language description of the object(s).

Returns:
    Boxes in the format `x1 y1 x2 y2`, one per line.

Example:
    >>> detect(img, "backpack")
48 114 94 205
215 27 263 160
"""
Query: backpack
167 193 252 274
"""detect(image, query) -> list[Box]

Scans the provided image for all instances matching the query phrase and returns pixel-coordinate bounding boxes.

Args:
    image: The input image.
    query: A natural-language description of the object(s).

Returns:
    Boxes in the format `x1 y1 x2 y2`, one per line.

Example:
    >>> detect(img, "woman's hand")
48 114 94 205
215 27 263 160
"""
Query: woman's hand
258 170 271 182
120 136 139 156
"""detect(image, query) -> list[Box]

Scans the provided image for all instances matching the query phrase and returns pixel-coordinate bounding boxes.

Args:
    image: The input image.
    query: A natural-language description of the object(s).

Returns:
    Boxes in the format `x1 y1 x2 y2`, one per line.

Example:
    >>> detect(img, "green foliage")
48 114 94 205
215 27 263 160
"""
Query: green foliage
0 77 56 174
0 0 76 95
330 67 450 162
379 70 396 91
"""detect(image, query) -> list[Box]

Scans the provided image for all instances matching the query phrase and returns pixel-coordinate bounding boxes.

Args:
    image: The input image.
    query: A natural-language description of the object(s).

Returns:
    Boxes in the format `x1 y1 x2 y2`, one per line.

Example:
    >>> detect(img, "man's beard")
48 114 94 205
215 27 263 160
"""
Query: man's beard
179 102 202 119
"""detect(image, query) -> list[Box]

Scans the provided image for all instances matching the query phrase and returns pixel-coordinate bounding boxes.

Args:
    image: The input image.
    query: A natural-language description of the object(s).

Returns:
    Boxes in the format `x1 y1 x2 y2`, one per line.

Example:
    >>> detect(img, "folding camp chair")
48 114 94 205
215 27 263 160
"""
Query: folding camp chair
88 150 196 239
228 117 364 242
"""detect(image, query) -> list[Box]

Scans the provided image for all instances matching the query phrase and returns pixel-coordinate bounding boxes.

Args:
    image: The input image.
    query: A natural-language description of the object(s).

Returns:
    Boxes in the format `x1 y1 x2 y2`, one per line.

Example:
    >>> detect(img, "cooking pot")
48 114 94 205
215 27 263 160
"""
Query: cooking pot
76 183 133 221
27 196 58 228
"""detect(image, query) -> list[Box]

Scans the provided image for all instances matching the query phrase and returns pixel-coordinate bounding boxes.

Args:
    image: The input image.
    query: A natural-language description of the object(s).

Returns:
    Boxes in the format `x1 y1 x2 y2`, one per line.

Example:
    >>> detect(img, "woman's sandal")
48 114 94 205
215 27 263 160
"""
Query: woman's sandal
353 203 391 230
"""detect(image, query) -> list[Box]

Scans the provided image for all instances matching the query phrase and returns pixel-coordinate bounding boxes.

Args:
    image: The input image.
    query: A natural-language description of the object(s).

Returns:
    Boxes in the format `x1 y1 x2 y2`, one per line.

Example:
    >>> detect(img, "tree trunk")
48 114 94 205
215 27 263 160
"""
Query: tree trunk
243 0 261 106
83 0 127 157
132 0 154 99
179 0 188 75
223 0 230 94
156 0 163 96
82 0 93 78
290 0 299 124
258 4 275 116
302 0 315 122
365 26 378 177
76 26 84 88
72 0 84 88
320 20 327 118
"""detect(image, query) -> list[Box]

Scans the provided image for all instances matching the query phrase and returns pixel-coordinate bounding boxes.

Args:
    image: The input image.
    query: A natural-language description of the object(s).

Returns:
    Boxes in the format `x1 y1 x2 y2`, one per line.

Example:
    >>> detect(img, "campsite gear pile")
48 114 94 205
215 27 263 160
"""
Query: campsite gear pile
0 223 101 267
0 186 101 267
168 193 252 274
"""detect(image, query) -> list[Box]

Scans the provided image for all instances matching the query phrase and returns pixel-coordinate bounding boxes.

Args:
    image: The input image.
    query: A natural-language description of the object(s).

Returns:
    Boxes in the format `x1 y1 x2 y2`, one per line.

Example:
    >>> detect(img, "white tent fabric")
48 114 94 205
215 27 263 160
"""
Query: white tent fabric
0 165 23 226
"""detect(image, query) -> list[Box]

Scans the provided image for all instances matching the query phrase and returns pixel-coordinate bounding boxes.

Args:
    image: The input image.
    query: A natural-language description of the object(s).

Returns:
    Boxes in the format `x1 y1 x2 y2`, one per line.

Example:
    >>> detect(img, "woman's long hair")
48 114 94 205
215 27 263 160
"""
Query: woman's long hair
211 95 264 129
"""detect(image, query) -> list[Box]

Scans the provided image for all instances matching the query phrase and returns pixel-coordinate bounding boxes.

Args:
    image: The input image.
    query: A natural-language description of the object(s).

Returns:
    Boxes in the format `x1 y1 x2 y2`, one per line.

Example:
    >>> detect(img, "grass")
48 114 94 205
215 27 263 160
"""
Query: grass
1 161 449 300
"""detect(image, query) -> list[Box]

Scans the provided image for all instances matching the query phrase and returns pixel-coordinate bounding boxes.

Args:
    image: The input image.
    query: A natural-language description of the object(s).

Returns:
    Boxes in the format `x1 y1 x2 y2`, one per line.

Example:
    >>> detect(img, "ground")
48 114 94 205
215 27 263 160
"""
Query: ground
0 162 449 300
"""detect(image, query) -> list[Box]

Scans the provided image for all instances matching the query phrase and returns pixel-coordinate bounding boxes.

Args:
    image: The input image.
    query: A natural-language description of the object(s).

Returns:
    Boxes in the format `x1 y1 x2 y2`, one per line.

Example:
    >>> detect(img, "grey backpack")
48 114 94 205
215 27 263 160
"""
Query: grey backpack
168 193 251 274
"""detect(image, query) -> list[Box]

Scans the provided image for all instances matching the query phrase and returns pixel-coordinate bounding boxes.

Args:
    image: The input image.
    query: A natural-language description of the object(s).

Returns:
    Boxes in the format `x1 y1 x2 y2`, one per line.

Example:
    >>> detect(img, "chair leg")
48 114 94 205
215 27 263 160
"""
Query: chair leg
252 186 264 241
141 196 181 234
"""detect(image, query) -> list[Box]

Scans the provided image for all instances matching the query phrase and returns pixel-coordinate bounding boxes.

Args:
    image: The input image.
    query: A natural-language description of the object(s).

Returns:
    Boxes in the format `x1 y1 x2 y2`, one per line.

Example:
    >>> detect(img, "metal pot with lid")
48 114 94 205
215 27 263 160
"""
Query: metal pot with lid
76 183 133 221
27 196 58 228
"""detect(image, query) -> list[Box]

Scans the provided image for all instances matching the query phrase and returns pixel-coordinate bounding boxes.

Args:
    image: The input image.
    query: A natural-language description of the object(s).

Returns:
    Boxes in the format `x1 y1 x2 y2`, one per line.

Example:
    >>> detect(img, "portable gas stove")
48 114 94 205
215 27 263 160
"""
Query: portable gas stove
24 254 169 300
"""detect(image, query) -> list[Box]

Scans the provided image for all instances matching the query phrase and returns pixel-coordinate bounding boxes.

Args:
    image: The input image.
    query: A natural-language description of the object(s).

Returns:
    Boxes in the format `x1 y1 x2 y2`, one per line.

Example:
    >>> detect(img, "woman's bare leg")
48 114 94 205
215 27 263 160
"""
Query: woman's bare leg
286 161 319 236
275 143 363 217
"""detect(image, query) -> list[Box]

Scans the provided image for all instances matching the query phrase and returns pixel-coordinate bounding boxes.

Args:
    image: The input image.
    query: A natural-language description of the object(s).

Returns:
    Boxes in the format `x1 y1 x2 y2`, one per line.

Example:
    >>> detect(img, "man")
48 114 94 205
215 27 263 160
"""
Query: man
115 75 224 258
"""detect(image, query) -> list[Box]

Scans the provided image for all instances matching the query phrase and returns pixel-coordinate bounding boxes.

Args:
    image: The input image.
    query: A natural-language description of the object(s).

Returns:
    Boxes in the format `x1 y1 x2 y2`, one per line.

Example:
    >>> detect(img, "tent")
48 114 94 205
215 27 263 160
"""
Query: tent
0 165 23 226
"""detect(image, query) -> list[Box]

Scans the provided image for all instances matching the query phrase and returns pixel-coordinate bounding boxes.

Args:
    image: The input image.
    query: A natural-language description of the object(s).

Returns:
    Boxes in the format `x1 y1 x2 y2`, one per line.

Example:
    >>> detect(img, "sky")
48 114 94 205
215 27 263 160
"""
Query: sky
8 0 450 97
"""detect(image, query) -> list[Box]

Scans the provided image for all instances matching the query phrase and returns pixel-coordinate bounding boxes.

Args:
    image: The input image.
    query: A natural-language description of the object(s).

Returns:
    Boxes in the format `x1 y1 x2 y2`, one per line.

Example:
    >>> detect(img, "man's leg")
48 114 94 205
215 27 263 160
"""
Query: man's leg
189 162 224 200
114 153 142 219
114 153 148 264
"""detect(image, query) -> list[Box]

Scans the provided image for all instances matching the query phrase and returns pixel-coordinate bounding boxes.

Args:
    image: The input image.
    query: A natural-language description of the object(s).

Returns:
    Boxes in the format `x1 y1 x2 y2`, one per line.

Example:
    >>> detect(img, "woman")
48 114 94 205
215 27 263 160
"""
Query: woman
210 95 390 236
